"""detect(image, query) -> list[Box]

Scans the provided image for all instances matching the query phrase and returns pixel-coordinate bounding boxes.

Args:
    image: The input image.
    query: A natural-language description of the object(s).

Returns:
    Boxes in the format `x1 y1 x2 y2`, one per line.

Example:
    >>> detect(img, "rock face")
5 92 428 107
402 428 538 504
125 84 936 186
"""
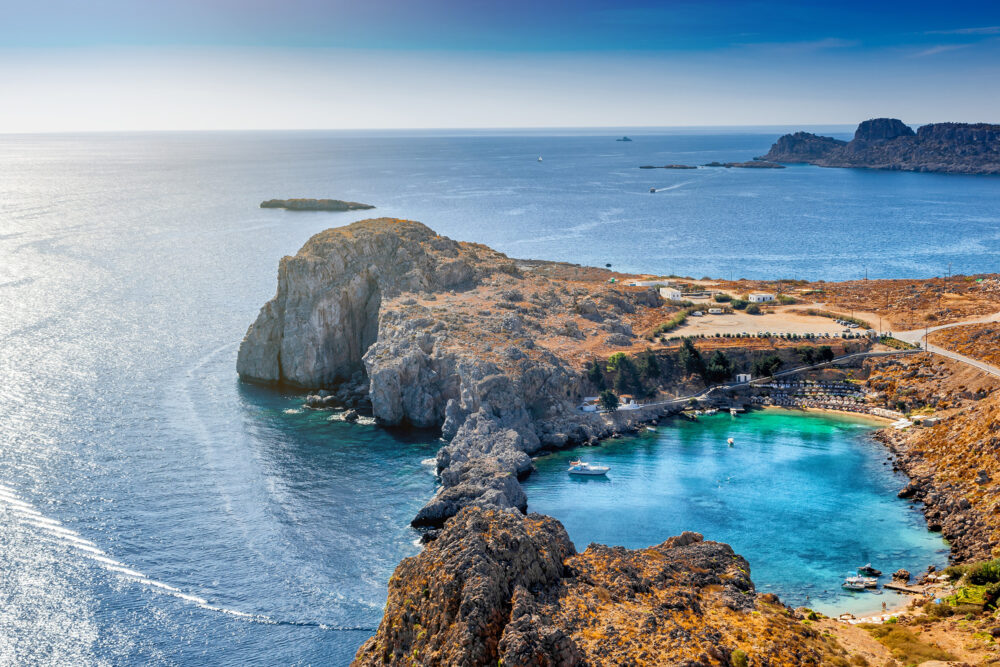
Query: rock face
260 198 375 211
353 507 837 666
237 219 513 387
239 218 675 526
761 131 847 162
760 118 1000 174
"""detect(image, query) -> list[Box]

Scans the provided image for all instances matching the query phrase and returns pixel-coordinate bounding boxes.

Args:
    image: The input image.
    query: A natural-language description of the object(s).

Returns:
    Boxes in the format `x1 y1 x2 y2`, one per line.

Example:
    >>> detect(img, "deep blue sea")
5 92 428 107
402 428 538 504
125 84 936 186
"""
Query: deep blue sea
0 128 987 664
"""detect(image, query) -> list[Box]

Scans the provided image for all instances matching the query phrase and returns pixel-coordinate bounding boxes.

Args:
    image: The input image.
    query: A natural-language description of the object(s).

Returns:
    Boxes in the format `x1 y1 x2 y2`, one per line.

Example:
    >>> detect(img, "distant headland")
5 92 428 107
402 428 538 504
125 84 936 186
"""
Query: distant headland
760 118 1000 175
260 198 375 211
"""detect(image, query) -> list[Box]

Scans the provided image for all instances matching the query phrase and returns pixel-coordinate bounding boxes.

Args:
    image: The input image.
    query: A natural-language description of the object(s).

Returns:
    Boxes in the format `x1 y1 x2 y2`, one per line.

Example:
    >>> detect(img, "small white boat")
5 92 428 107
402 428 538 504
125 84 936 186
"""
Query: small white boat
645 426 656 432
842 576 868 591
537 156 543 162
568 460 610 476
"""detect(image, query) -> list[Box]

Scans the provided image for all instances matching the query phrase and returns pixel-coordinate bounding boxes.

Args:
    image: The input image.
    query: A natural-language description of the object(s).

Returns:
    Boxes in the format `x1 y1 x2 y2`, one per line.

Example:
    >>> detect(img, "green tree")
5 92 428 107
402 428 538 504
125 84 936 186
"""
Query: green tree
613 355 643 395
713 293 732 303
731 299 748 310
586 359 605 389
817 345 835 363
599 389 619 412
745 303 761 315
705 350 734 383
677 338 706 380
606 352 628 372
635 349 661 380
797 346 816 365
752 354 783 378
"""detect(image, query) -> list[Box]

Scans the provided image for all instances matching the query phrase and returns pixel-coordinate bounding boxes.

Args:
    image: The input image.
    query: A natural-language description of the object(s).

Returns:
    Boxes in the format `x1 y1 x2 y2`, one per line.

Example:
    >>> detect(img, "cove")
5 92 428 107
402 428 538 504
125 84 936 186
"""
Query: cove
522 408 948 616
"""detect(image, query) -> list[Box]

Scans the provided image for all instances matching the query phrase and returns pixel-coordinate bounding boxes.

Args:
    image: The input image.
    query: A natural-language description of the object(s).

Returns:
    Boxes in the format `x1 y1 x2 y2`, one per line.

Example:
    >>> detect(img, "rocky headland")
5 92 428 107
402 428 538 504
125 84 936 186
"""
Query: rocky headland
239 219 1000 664
238 218 676 528
760 117 1000 174
260 198 375 211
353 507 838 666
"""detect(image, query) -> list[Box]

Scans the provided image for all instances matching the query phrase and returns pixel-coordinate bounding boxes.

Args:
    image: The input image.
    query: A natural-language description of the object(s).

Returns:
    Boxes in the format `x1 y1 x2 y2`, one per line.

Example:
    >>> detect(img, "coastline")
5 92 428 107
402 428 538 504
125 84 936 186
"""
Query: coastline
757 404 896 425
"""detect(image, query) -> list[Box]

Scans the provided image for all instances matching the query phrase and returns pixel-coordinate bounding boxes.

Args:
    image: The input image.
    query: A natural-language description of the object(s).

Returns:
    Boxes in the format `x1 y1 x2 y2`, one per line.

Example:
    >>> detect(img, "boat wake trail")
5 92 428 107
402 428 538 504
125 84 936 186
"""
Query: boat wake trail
650 179 696 193
0 483 375 633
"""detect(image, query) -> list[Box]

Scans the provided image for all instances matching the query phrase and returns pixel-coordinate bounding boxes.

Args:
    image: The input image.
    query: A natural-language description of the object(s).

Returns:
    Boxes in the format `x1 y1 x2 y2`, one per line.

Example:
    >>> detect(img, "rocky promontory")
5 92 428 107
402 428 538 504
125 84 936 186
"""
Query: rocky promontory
353 507 837 666
260 198 375 211
238 218 675 527
760 118 1000 174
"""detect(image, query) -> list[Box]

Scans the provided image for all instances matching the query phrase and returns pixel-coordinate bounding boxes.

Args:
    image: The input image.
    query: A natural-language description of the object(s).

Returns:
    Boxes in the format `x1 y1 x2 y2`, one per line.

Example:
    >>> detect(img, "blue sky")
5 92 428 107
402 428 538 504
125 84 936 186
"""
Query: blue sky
1 0 998 130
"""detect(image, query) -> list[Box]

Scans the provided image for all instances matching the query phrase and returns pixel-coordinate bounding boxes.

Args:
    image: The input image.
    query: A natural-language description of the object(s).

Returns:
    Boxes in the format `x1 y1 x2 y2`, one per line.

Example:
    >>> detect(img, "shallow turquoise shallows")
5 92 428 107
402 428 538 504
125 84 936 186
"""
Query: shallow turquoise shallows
522 409 947 616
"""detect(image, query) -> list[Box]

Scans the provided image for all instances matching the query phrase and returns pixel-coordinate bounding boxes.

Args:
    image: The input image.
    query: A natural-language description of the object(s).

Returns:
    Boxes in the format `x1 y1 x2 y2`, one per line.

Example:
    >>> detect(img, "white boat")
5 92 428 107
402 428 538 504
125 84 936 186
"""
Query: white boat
537 156 543 162
645 426 656 432
568 460 610 476
842 575 868 591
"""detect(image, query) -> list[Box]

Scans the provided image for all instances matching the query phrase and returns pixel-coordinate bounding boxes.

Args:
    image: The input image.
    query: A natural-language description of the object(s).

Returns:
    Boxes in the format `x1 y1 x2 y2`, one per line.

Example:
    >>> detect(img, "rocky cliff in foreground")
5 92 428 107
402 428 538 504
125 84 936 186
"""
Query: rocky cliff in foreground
760 118 1000 174
353 507 839 666
238 218 673 527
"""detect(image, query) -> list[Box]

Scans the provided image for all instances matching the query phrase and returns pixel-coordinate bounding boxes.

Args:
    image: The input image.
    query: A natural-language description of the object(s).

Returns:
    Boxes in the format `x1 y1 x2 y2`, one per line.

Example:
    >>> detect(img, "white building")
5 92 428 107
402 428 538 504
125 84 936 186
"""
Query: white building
628 279 668 287
659 287 682 301
748 293 775 303
736 373 751 383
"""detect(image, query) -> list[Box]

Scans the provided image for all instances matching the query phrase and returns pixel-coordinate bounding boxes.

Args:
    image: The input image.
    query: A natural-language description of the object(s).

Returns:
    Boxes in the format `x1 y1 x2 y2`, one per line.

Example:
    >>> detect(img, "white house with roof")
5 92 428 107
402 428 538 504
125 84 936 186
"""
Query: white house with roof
659 287 682 301
748 293 775 303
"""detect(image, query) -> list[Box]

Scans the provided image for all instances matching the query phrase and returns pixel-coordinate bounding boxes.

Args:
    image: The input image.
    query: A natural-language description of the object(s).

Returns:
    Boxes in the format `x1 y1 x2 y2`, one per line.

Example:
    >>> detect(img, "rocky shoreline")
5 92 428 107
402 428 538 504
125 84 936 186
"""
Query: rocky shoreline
760 117 1000 174
353 507 838 666
238 219 1000 664
237 218 682 528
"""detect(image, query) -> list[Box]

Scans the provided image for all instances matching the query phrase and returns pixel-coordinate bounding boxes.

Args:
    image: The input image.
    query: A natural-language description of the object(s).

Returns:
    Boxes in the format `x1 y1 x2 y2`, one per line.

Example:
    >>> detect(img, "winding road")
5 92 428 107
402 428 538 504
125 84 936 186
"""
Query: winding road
895 312 1000 379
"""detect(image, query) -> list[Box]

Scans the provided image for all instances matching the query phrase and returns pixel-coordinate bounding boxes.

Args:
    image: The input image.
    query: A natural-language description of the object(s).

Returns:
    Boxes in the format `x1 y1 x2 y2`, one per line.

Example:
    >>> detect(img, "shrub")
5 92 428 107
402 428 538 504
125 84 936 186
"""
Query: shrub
713 293 732 303
860 624 954 663
731 299 748 310
968 558 1000 585
745 303 761 315
730 649 748 667
599 390 619 412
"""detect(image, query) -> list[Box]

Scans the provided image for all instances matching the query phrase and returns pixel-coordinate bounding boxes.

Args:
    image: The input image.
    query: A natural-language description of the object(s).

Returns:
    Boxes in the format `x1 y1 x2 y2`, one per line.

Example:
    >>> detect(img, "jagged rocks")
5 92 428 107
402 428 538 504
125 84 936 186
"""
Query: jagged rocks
761 118 1000 174
237 219 514 387
355 508 836 666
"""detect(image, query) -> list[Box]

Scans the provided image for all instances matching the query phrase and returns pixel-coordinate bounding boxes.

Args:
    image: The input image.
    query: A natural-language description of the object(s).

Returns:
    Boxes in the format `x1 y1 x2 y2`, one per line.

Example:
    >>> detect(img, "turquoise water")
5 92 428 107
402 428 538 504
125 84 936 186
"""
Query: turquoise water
523 409 947 616
0 130 985 663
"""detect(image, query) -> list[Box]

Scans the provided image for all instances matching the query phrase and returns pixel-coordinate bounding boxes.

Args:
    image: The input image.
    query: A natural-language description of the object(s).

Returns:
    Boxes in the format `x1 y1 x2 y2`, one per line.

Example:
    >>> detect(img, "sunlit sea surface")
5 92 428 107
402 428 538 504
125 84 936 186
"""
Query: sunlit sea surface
1 129 984 663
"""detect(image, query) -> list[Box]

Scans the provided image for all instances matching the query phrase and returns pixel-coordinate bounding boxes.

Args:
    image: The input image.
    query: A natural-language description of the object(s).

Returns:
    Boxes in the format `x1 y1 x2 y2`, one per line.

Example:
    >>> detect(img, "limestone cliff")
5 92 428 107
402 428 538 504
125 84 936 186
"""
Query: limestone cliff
353 507 840 666
239 218 674 526
237 219 514 387
761 118 1000 174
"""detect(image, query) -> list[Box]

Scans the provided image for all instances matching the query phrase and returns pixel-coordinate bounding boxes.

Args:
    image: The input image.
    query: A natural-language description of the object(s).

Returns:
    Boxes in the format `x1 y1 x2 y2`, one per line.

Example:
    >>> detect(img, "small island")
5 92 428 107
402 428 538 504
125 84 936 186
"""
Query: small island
760 118 1000 174
259 198 375 212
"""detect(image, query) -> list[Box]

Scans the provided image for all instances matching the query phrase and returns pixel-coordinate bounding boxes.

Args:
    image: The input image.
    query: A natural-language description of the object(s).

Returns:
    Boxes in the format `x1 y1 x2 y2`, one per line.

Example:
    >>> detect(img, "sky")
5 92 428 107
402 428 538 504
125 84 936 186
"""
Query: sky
1 0 999 131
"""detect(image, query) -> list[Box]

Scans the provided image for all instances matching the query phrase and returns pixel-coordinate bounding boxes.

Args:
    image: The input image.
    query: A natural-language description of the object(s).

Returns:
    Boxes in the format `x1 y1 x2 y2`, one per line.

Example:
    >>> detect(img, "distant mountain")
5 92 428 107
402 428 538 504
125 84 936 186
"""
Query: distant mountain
760 118 1000 174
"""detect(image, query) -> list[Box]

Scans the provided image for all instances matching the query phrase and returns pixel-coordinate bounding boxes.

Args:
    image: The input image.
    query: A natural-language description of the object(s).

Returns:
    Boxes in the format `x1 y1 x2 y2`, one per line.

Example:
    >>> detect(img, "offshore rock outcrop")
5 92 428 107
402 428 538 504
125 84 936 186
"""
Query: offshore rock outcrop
238 218 674 526
761 118 1000 174
353 507 838 666
260 198 375 211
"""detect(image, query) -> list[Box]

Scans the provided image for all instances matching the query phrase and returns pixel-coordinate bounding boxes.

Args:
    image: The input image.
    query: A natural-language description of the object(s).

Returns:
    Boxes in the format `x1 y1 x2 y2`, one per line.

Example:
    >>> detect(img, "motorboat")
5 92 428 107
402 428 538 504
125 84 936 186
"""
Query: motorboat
649 187 656 193
842 576 867 591
568 460 610 476
537 156 543 162
858 564 882 577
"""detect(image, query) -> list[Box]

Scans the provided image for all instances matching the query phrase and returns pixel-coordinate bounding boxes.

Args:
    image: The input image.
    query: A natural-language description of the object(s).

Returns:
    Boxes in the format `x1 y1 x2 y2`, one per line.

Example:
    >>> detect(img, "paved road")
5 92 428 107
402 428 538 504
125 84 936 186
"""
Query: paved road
896 312 1000 379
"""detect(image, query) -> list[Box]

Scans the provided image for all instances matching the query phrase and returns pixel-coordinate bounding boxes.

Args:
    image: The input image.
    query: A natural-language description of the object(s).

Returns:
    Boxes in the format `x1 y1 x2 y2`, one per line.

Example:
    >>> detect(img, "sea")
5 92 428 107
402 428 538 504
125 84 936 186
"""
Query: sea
2 128 994 665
